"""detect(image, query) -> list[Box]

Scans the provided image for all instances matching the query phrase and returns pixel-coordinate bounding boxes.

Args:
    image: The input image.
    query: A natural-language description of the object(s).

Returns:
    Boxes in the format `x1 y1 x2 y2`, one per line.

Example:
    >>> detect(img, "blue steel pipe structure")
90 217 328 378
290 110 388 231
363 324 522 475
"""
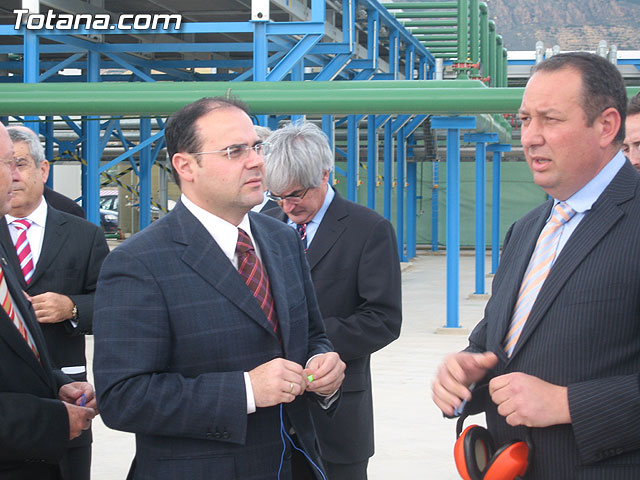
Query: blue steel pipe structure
431 116 476 330
487 142 511 274
464 132 498 295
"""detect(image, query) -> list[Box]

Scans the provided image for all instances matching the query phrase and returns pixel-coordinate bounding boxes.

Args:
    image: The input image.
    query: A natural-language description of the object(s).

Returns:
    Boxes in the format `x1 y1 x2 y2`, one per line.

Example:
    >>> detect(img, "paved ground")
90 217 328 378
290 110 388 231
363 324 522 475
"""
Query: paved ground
87 252 491 479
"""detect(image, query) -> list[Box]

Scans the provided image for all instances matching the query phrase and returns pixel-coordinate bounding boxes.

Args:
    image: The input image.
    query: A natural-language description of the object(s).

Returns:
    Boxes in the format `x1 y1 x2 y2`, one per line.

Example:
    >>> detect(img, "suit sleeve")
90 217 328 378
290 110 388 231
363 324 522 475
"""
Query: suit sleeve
93 247 249 445
0 393 69 462
322 218 401 362
67 225 109 334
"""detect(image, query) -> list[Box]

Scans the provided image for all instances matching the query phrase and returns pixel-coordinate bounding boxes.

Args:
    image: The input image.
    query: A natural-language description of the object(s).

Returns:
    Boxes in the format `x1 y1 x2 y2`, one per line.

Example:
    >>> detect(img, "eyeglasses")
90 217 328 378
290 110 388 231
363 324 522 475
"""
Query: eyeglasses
190 142 271 161
266 188 310 204
0 157 31 170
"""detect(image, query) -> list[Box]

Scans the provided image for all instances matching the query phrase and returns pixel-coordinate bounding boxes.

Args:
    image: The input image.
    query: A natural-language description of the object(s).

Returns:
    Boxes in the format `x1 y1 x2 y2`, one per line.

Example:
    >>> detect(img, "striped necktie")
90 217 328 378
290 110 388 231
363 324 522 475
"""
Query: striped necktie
12 219 35 284
0 264 39 359
296 223 308 252
236 228 279 335
503 202 576 357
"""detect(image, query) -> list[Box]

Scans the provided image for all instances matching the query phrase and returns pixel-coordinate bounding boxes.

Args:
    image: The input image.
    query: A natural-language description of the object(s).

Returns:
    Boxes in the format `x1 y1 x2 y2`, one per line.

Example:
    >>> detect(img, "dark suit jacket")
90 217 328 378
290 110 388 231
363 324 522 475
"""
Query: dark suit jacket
0 242 72 480
43 187 86 219
0 205 109 372
93 201 335 480
465 161 640 479
266 192 402 463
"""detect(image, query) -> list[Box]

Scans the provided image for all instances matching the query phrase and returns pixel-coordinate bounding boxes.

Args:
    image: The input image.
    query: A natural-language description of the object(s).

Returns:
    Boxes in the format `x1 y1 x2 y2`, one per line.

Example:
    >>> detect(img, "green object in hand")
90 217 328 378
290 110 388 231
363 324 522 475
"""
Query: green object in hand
307 374 314 383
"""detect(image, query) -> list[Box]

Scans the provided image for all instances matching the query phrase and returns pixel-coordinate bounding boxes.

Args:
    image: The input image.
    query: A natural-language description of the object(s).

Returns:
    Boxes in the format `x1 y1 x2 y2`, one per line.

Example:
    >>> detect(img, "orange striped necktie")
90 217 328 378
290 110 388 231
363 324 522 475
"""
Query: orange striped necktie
503 202 576 357
0 264 40 360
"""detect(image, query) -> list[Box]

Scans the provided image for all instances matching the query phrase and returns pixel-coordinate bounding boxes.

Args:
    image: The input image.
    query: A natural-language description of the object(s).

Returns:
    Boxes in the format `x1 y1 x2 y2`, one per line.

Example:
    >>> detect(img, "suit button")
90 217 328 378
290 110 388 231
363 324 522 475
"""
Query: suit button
206 432 212 439
616 448 624 455
214 432 222 439
223 431 230 439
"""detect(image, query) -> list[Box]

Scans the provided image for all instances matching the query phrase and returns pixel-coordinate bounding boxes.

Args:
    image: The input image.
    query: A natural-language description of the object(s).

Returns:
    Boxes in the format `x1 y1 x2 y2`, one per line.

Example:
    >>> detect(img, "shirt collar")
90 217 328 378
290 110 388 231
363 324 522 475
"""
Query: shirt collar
6 195 48 227
560 151 626 214
180 194 254 265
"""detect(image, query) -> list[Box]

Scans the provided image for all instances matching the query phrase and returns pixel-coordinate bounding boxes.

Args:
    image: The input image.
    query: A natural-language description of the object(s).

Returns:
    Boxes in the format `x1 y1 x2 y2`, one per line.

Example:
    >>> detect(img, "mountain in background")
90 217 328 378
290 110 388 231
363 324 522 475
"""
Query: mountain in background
485 0 640 51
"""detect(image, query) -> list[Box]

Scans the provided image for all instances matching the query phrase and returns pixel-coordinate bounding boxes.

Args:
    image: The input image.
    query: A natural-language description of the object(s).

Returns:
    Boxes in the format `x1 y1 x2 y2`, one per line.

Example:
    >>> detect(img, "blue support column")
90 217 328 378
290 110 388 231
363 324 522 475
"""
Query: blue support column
464 132 498 295
487 143 511 274
322 115 335 186
44 118 54 188
23 30 39 131
367 115 377 210
432 161 439 251
347 115 359 201
396 126 406 261
431 116 476 330
139 116 152 229
407 161 417 259
383 121 393 220
85 51 101 227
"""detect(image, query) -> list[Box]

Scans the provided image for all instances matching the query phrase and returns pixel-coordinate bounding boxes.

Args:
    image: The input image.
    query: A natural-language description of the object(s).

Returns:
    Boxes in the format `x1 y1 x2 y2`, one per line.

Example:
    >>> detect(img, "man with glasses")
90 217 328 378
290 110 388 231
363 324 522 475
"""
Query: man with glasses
1 125 108 480
264 121 402 480
93 97 345 480
0 122 97 479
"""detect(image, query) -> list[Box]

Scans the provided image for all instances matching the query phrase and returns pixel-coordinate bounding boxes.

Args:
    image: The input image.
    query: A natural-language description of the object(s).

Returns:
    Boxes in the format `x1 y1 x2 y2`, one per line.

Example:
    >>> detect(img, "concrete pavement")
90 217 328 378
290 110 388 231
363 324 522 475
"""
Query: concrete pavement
87 253 491 479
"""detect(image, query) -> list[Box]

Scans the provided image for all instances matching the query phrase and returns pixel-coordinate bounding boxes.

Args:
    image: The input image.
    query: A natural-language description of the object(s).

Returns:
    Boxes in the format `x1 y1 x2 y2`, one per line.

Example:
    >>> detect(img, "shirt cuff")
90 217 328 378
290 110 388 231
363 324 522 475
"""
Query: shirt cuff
244 372 256 414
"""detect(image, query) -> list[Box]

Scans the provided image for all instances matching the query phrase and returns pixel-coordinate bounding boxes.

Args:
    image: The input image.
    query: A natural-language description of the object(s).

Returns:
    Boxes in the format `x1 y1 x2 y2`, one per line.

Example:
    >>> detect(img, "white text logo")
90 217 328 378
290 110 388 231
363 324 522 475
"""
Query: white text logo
14 9 182 31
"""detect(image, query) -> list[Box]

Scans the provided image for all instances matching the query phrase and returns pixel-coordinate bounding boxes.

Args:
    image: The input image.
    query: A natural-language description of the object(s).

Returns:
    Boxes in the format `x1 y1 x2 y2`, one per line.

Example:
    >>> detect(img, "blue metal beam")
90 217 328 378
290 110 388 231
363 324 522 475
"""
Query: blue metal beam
487 142 511 274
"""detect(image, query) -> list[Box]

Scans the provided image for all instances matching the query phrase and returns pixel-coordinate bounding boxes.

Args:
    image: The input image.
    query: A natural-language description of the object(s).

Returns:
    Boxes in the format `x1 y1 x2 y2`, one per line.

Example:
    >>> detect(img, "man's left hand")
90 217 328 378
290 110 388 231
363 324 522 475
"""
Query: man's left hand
59 381 98 411
304 352 346 396
489 372 571 428
28 292 75 324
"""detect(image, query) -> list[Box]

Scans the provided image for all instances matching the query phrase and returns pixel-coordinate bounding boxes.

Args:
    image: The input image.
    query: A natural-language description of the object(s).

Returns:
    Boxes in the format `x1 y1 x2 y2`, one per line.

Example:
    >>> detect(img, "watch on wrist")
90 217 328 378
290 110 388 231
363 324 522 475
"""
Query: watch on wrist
71 303 78 320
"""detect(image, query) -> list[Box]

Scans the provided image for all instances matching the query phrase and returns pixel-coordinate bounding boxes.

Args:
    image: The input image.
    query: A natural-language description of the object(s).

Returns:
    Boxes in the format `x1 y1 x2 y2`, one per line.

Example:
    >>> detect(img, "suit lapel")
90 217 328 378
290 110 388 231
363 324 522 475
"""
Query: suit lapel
488 204 550 362
509 163 636 359
0 248 55 389
250 214 291 349
0 220 26 289
171 203 280 341
306 193 347 270
29 208 68 286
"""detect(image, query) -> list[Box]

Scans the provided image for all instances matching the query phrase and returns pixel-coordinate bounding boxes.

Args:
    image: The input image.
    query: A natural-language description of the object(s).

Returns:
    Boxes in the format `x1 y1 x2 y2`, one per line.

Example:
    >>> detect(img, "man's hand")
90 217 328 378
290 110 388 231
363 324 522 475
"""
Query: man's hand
63 402 97 440
59 382 97 411
248 358 308 408
304 352 345 396
27 292 75 324
489 372 571 428
432 351 498 416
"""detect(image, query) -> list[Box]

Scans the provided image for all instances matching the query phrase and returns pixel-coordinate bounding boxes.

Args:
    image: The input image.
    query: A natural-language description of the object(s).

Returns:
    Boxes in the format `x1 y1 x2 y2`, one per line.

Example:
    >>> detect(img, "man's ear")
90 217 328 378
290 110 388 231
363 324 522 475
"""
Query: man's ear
172 153 195 184
40 159 50 183
598 106 622 148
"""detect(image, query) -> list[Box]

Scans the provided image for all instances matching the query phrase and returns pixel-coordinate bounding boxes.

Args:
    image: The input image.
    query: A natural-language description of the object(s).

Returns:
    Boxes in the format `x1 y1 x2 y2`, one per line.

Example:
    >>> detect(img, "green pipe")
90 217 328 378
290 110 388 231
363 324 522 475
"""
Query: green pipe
457 0 469 74
424 47 459 54
469 0 479 75
418 41 459 47
476 113 510 143
479 3 489 79
433 53 457 58
408 32 458 40
0 83 529 116
488 20 496 87
394 11 457 19
383 2 458 9
496 35 504 87
401 20 457 27
502 47 509 87
407 28 457 35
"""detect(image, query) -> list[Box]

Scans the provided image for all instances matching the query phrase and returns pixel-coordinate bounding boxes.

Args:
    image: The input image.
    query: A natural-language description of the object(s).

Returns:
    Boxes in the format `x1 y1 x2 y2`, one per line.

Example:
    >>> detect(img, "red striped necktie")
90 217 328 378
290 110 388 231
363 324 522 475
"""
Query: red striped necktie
296 223 308 252
0 264 39 359
12 219 35 284
236 228 279 335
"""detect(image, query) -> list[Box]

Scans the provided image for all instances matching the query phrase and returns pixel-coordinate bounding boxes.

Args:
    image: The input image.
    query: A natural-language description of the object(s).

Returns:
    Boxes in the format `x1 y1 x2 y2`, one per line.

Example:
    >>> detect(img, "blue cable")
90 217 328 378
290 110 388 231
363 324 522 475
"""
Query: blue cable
277 403 327 480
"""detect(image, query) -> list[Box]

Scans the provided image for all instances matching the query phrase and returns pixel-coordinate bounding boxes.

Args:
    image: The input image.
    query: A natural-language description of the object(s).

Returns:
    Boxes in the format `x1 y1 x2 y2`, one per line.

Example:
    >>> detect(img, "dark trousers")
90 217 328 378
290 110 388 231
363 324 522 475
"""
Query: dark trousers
59 443 92 480
323 458 369 480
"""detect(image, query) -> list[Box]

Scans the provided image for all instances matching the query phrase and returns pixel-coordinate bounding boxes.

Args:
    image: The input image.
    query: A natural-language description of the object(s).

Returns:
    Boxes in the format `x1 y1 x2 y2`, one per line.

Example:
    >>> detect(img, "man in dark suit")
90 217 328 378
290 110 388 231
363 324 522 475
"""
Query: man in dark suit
432 53 640 478
264 121 402 479
1 126 109 480
0 122 97 479
93 97 345 480
623 92 640 172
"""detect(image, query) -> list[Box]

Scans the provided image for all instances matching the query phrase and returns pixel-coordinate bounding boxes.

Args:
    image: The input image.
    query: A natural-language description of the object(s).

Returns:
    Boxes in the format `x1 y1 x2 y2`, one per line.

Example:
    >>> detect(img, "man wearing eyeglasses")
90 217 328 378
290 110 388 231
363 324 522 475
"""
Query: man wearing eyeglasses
93 97 345 480
264 121 402 480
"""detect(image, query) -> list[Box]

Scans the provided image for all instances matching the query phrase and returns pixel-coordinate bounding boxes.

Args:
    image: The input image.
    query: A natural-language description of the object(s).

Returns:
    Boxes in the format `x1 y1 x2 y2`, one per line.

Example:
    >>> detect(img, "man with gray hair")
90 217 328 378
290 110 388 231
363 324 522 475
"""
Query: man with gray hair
1 125 109 480
264 121 402 480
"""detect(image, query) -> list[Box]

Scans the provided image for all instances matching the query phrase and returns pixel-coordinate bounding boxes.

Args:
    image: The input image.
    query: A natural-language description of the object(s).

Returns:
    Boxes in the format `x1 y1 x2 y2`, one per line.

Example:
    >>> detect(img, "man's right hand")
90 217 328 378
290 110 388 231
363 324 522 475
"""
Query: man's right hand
431 351 498 417
249 358 308 408
63 402 97 440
